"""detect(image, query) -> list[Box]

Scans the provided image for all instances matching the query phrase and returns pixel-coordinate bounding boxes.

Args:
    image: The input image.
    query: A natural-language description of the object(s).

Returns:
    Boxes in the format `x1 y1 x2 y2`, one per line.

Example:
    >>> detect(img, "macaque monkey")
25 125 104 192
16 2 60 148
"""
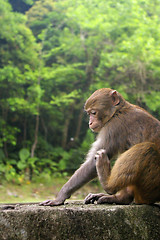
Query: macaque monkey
40 88 160 206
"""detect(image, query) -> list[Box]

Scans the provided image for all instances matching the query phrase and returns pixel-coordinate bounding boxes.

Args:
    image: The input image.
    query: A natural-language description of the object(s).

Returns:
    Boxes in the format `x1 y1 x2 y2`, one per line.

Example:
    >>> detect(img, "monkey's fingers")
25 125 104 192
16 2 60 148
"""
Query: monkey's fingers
84 193 106 204
96 149 106 155
97 195 120 204
39 199 64 206
95 149 107 161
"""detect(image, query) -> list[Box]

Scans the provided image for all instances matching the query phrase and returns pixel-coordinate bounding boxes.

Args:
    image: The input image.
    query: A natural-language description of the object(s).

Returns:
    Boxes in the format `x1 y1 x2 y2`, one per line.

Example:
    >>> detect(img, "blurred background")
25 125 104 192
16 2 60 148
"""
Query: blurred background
0 0 160 203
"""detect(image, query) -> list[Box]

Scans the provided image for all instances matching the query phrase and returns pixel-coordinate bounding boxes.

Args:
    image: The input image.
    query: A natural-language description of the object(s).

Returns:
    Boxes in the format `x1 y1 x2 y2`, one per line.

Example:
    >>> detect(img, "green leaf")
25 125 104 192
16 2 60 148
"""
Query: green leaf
17 161 27 170
19 148 30 162
58 159 67 171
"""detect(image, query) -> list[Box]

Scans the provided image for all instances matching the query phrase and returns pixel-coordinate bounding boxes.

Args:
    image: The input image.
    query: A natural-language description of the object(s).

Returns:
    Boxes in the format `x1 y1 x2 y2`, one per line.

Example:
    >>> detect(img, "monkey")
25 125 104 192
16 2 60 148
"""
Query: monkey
40 88 160 206
85 144 160 204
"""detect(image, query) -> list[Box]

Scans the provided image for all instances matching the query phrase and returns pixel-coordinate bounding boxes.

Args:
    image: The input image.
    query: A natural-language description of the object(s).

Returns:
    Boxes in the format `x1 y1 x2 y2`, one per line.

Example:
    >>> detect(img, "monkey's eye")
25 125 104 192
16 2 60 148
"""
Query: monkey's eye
91 110 96 115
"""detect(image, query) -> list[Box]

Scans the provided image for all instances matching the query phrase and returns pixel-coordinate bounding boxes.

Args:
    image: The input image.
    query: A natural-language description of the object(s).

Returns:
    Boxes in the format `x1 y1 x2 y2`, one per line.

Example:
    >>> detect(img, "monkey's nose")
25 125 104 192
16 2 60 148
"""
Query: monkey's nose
89 121 93 126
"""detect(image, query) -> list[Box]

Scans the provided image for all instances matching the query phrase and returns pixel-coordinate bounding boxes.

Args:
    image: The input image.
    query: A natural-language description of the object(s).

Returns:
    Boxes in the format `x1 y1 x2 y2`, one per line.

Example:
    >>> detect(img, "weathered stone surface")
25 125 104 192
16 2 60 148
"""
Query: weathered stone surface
0 201 160 240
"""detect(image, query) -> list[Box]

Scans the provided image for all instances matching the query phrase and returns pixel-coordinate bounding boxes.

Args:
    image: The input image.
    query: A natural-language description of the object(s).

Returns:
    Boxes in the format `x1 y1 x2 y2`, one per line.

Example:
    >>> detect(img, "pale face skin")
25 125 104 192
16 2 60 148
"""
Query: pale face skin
87 109 102 133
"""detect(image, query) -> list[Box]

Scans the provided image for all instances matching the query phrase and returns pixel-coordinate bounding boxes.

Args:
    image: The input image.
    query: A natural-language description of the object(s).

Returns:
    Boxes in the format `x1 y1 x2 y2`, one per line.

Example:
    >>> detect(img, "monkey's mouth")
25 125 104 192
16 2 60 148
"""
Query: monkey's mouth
90 126 100 133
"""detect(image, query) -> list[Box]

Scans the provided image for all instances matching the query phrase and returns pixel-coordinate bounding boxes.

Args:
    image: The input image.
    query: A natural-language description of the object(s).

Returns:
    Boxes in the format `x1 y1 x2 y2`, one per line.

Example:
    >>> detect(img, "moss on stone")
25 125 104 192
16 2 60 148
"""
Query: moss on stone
0 201 160 240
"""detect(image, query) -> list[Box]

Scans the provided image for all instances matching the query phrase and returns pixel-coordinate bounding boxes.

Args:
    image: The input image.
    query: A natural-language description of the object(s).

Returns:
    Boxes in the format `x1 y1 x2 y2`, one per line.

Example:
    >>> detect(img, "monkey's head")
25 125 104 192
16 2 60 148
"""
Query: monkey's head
84 88 125 132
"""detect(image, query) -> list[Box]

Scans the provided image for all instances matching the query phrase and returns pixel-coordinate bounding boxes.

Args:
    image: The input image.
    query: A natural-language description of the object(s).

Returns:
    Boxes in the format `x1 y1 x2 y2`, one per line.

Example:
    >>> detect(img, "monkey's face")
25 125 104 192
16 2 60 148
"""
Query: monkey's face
86 109 103 132
84 88 122 132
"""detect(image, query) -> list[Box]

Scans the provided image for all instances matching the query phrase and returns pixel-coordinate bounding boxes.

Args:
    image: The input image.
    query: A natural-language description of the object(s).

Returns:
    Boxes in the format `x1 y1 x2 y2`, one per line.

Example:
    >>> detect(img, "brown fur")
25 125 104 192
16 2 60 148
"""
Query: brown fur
40 88 160 206
102 142 160 204
85 88 160 204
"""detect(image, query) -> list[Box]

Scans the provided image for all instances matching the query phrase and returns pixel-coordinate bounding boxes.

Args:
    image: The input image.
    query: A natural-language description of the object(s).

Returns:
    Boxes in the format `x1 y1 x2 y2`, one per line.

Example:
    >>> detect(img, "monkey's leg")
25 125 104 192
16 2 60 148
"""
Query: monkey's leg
85 149 134 205
40 158 97 206
85 149 112 204
97 187 134 204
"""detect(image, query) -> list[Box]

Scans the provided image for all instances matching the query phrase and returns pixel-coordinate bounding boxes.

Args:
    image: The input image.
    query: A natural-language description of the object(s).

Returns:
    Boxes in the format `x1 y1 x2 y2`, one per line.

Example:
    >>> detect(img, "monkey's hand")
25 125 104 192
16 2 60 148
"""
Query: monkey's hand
95 149 107 162
39 199 64 206
84 193 107 204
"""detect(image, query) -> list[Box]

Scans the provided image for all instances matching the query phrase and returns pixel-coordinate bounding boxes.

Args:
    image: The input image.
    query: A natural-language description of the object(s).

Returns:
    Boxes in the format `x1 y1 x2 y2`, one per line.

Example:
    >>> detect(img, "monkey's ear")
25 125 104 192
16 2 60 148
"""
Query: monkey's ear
110 90 120 106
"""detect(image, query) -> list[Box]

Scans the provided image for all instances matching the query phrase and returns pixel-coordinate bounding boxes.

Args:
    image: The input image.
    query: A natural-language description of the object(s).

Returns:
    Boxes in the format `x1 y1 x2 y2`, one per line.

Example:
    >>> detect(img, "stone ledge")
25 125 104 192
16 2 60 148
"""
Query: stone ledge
0 201 160 240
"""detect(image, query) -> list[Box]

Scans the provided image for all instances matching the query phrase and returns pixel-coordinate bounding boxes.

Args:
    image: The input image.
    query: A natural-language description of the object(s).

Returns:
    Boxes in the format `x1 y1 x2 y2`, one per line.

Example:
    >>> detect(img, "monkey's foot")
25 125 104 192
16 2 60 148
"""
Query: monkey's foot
85 190 134 205
84 193 118 204
39 199 64 206
84 193 108 204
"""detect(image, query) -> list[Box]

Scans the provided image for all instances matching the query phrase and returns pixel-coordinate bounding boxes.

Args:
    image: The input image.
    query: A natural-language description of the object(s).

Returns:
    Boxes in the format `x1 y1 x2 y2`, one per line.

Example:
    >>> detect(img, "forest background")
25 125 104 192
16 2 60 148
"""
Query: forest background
0 0 160 202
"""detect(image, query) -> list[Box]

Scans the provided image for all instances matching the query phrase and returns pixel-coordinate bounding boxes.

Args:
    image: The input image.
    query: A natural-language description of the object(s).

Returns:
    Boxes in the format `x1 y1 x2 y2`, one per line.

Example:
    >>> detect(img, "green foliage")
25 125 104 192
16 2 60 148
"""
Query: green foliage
18 148 30 170
51 90 80 107
0 0 160 183
81 130 95 153
143 92 160 114
0 120 20 147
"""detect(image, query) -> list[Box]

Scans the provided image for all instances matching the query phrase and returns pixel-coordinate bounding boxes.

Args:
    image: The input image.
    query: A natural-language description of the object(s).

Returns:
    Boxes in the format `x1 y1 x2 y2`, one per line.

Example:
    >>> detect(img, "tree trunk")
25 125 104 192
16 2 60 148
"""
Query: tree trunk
31 111 39 158
41 117 48 141
2 107 8 158
29 110 39 181
74 107 84 141
23 114 27 147
61 105 74 149
4 142 8 158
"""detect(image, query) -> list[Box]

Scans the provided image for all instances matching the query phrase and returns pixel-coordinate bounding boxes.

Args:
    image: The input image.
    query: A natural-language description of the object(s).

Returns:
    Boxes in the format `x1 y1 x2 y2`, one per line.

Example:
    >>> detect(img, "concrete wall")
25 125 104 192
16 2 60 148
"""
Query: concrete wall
0 201 160 240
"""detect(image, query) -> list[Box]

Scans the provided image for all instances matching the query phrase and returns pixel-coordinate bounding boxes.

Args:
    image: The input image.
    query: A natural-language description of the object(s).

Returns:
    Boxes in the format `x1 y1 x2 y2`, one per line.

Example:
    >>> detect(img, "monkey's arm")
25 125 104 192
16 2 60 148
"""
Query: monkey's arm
40 158 97 206
95 149 111 192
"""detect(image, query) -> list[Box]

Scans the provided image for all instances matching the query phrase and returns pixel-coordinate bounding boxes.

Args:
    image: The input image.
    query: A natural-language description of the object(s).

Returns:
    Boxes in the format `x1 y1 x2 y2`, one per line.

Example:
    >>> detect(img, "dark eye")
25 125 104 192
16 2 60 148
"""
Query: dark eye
91 111 96 115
